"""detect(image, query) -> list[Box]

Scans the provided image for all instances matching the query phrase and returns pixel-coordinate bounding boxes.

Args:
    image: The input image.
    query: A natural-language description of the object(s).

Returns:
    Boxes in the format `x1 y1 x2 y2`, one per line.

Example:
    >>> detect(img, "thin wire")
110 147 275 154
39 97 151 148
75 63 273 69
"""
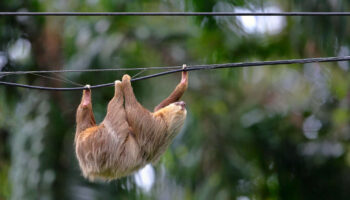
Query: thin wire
131 69 146 79
31 73 84 86
0 71 80 85
2 12 350 16
0 66 181 76
0 56 349 91
55 74 84 86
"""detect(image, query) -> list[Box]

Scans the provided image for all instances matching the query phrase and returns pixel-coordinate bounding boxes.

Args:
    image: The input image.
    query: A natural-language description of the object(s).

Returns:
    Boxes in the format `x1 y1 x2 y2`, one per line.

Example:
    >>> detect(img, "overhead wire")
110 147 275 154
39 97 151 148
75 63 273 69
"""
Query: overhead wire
30 73 84 86
1 70 84 86
0 66 182 76
0 56 349 91
131 69 147 79
1 12 350 16
0 12 348 90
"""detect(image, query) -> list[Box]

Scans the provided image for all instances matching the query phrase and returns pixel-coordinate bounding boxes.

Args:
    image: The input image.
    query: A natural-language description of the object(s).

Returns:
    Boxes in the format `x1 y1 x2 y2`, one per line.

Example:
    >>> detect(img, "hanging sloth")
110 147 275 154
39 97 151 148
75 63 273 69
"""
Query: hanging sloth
74 68 188 180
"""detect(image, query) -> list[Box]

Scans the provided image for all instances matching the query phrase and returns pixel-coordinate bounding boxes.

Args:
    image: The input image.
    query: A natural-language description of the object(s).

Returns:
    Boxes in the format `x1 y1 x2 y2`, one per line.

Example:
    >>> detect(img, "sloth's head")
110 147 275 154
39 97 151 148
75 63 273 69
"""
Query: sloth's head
159 101 187 133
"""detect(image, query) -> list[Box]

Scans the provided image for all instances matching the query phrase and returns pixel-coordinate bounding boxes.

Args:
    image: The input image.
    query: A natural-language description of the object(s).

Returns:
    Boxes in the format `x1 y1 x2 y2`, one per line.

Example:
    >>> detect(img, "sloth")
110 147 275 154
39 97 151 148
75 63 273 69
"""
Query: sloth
75 69 188 180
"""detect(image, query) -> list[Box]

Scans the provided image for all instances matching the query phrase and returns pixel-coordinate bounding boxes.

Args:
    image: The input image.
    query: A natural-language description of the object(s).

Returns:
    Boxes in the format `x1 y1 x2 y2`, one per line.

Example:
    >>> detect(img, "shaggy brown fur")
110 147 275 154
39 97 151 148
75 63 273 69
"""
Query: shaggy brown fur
75 70 188 181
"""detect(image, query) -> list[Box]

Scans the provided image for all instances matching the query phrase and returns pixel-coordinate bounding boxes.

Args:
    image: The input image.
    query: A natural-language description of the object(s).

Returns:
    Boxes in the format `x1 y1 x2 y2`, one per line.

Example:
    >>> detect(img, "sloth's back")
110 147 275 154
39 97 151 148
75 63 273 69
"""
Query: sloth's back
75 124 145 180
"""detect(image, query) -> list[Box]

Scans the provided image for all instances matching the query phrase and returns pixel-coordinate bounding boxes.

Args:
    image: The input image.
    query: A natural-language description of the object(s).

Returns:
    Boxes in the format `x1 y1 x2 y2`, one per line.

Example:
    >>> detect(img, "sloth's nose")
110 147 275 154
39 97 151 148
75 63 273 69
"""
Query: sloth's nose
175 101 186 109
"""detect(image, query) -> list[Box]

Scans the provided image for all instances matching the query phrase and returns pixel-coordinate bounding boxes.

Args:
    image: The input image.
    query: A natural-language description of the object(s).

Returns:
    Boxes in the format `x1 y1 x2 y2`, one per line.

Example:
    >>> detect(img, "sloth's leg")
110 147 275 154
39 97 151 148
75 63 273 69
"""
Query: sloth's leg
122 75 163 150
102 80 129 134
154 68 188 112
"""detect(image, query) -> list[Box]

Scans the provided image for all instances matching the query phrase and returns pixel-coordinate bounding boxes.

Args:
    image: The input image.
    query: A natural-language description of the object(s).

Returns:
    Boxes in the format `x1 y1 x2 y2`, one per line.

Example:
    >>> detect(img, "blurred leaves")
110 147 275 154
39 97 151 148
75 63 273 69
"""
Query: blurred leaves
1 0 350 200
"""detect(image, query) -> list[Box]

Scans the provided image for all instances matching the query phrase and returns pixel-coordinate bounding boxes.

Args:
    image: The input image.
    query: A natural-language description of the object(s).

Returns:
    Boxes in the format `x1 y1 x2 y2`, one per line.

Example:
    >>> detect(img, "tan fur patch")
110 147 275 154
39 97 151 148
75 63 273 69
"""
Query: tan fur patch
75 73 188 180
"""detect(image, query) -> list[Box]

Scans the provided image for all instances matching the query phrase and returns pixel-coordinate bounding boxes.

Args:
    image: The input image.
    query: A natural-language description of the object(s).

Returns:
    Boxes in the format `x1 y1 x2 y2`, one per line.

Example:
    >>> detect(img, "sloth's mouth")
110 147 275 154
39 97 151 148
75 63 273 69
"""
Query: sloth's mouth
175 101 186 110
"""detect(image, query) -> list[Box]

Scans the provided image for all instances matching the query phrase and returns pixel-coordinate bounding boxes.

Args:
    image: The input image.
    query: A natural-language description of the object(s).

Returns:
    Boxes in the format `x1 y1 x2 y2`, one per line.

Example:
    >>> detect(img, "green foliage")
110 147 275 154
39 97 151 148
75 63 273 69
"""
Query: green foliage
1 0 350 200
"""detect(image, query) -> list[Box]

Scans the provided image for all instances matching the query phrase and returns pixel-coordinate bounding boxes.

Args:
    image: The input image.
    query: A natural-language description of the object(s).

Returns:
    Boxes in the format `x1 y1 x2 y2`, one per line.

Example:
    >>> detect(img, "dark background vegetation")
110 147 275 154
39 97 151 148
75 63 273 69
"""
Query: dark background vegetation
1 0 350 199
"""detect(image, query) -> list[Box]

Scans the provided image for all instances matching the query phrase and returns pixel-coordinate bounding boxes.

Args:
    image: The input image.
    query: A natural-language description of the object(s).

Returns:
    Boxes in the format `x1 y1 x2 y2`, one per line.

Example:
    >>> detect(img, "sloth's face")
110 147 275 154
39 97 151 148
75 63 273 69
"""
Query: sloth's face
173 101 186 110
169 101 187 115
161 101 187 132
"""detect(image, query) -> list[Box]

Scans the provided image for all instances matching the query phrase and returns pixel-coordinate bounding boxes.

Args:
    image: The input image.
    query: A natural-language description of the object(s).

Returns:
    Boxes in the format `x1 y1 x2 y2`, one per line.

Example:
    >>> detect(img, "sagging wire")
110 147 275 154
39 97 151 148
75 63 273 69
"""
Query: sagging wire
0 56 349 91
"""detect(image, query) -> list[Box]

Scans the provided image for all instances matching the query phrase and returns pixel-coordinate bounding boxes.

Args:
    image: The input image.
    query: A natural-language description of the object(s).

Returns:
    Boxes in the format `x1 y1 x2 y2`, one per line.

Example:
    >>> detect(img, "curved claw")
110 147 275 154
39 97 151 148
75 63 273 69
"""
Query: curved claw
82 85 91 107
122 74 131 82
181 64 188 85
114 80 122 97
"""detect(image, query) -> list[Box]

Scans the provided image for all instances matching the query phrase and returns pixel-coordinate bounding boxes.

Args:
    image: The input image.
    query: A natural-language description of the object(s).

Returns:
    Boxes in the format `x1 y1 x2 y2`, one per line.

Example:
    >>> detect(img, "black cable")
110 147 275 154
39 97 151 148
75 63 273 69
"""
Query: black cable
0 56 349 91
2 12 350 16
